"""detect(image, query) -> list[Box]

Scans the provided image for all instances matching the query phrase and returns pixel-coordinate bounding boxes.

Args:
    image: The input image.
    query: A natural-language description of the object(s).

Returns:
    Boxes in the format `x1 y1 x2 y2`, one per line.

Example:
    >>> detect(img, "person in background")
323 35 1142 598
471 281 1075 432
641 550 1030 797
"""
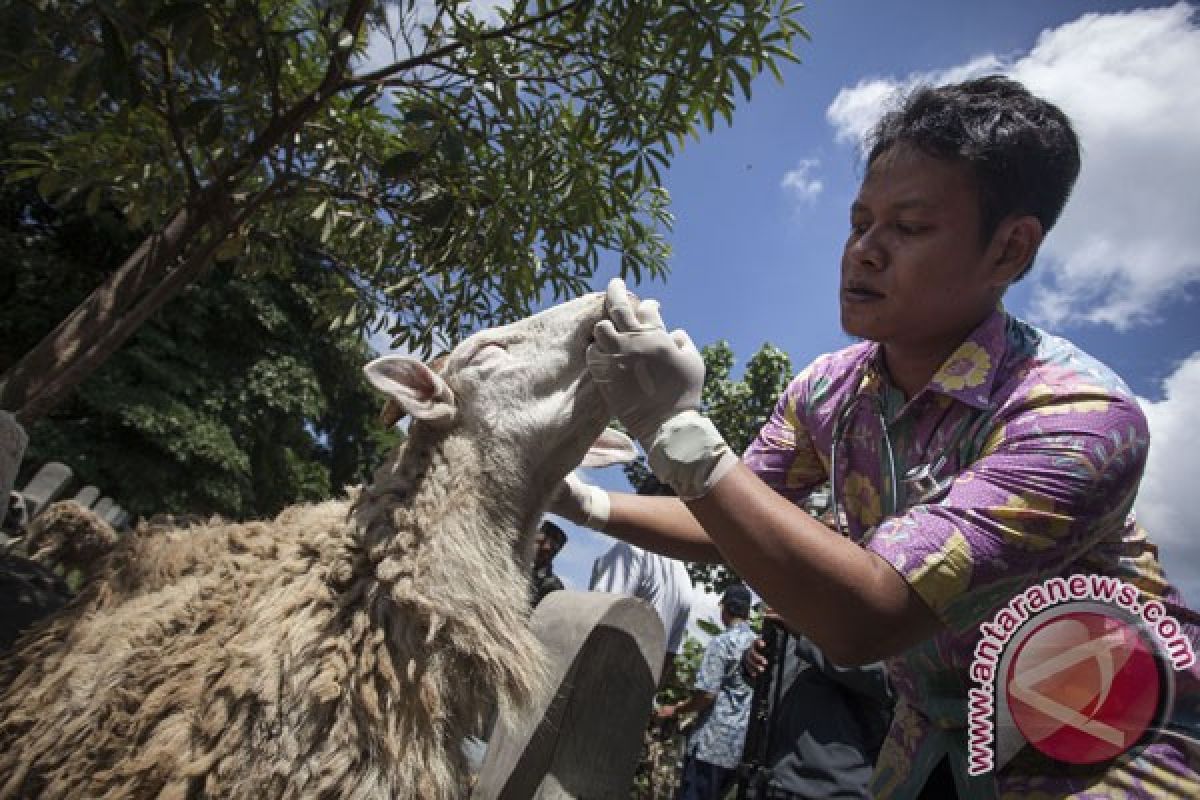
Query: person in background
530 520 566 608
658 583 756 800
591 476 694 685
741 609 893 799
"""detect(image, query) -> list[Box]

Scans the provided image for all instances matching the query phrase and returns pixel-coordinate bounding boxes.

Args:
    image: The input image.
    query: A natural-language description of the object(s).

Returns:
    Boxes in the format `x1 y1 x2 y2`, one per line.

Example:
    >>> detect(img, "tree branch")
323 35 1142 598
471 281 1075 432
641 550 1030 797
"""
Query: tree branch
345 0 587 88
156 41 201 194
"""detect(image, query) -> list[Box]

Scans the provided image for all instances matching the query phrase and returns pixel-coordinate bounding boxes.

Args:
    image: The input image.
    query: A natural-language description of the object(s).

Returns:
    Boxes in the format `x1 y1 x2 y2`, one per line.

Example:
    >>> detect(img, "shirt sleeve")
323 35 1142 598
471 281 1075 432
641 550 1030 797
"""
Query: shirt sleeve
589 541 640 593
667 602 690 656
865 387 1150 633
694 634 734 695
743 366 828 504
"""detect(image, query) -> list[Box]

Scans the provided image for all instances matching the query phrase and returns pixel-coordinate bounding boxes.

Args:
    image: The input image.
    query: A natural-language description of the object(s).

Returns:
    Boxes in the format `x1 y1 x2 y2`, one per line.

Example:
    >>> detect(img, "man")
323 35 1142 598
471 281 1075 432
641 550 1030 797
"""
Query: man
658 584 756 800
590 477 694 685
530 520 566 607
741 611 893 799
591 539 693 682
554 76 1200 797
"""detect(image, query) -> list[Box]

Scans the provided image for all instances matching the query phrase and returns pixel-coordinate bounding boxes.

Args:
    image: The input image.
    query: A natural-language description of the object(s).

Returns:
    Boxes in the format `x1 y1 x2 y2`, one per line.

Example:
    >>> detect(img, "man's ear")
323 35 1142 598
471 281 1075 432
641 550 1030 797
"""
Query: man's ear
364 355 457 427
580 427 638 467
990 215 1044 287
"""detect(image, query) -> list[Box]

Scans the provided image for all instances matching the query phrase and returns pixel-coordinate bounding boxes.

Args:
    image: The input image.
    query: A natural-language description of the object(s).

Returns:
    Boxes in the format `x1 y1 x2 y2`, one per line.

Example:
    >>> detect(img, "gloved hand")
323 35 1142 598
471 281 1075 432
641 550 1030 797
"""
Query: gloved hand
587 279 738 500
548 473 611 530
587 278 705 443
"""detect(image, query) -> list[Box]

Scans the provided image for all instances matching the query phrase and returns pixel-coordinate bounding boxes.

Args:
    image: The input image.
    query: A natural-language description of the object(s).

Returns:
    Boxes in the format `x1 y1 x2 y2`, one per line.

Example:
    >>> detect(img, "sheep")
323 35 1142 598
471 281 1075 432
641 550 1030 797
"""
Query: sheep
0 552 71 653
0 292 637 799
22 500 121 585
0 502 116 652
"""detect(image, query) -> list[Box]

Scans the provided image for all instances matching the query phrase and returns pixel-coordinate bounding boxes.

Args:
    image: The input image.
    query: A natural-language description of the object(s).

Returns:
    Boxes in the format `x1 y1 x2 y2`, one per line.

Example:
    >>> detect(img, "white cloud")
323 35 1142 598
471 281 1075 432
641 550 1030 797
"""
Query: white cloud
823 4 1200 330
826 78 900 147
780 158 824 204
823 57 1005 152
1136 352 1200 604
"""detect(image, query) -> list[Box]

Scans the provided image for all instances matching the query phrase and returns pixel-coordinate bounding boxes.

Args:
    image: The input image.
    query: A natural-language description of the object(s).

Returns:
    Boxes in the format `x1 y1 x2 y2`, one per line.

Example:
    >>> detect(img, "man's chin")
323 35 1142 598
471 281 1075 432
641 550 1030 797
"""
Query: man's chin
839 312 881 344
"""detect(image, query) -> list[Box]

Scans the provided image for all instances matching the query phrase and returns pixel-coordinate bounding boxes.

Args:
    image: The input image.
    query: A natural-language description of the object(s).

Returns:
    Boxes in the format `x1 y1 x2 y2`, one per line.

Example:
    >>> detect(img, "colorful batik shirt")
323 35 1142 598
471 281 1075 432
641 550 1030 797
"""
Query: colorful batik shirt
687 619 757 769
743 308 1200 799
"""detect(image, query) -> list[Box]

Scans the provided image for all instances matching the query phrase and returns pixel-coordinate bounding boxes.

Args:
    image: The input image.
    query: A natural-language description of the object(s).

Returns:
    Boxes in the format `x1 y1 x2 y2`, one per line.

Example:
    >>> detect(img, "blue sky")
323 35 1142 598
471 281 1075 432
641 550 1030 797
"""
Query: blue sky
377 2 1200 630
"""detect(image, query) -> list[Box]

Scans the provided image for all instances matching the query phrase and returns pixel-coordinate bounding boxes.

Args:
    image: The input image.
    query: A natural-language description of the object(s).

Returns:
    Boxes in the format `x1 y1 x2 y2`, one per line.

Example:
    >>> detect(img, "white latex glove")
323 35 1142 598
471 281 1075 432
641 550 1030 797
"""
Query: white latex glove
587 279 738 500
587 278 705 443
549 473 611 530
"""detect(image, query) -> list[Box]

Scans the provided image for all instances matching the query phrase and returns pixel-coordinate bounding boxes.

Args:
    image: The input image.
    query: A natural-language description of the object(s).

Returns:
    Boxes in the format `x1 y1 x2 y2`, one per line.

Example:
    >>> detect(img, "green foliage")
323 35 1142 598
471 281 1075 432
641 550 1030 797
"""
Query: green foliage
0 159 396 519
0 0 809 366
624 340 793 592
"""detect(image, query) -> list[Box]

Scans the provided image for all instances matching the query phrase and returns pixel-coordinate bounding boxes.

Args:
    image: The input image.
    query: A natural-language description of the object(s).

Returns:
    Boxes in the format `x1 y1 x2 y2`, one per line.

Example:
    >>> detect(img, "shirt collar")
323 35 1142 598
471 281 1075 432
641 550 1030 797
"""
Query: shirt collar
926 308 1008 409
862 308 1009 411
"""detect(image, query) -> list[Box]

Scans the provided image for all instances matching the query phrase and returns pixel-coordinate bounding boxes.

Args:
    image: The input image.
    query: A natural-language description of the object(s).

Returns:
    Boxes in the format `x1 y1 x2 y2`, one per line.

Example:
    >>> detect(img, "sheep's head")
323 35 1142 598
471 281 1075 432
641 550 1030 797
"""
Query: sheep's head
364 293 636 489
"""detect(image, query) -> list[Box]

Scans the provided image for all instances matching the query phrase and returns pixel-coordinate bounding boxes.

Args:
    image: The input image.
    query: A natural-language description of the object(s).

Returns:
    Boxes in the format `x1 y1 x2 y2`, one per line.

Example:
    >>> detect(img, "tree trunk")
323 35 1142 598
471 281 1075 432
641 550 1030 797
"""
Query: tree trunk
0 206 198 422
0 0 372 425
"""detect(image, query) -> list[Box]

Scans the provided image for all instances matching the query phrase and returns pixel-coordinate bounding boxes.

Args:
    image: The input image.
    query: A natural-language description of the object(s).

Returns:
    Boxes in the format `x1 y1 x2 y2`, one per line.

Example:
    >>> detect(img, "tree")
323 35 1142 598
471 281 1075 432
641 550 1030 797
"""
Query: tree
624 340 793 593
1 156 397 520
0 0 808 424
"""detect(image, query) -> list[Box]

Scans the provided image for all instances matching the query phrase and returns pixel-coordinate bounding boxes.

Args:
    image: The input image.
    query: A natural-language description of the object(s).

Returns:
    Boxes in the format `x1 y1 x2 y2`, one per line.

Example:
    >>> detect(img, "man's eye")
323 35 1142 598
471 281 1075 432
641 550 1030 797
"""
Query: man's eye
896 222 927 235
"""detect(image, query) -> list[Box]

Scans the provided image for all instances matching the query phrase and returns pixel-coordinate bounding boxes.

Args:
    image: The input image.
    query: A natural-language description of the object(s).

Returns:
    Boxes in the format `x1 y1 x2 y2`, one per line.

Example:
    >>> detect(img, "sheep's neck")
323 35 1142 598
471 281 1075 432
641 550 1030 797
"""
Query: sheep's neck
351 428 530 567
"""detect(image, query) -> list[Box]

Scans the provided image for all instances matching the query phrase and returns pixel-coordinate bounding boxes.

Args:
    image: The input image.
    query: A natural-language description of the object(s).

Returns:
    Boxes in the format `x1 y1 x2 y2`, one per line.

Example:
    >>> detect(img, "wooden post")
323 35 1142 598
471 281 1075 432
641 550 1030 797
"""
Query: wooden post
20 462 73 520
473 591 667 800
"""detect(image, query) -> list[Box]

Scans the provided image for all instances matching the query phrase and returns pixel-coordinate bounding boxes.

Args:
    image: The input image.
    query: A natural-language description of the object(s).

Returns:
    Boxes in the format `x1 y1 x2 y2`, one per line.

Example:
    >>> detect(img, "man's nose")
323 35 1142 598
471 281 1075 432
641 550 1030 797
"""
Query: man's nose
848 227 884 270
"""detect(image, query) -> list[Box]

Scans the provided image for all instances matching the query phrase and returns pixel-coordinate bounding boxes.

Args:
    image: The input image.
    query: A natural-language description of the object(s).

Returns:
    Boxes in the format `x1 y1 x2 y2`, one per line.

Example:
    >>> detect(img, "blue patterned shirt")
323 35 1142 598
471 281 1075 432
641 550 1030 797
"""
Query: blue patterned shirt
687 620 757 769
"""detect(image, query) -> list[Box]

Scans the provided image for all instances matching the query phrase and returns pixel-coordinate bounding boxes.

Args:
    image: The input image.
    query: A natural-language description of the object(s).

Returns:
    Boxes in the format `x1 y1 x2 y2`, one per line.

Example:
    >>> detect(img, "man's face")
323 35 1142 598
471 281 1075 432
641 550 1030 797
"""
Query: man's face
534 532 559 567
840 143 1004 353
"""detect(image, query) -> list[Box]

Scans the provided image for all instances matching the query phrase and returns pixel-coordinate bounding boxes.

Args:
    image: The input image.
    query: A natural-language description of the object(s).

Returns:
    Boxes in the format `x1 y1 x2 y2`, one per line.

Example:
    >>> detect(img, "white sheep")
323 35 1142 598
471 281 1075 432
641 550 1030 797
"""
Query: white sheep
0 293 636 799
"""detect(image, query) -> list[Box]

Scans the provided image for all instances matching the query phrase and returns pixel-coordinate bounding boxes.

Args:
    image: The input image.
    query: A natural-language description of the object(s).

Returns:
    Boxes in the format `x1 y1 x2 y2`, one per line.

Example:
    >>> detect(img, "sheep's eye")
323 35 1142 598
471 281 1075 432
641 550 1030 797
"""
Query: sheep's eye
470 343 507 366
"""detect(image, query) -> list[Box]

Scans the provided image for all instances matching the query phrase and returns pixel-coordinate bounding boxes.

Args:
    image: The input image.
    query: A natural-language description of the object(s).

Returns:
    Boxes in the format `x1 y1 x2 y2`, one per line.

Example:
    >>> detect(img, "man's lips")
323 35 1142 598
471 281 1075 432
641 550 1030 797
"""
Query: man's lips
841 285 885 302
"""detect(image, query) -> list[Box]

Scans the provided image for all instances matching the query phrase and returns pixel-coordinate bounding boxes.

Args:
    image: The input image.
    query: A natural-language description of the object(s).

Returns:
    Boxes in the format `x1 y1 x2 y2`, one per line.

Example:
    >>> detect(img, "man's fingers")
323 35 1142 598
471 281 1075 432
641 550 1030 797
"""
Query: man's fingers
586 342 614 384
605 278 643 332
591 319 621 353
671 328 696 354
636 299 664 330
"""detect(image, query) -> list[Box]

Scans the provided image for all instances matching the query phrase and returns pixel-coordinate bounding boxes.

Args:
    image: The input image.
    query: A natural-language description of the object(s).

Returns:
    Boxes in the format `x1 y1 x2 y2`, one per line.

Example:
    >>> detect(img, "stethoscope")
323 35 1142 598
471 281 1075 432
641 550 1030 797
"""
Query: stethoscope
827 380 978 540
825 380 1200 632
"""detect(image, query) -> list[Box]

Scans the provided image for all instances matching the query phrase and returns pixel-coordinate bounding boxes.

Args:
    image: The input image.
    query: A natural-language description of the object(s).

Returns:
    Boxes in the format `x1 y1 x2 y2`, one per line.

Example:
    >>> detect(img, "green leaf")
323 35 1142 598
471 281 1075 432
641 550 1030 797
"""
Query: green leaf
380 151 422 182
148 2 207 31
3 167 45 185
36 169 64 200
85 186 103 216
197 108 224 147
178 98 218 127
213 235 245 262
439 130 466 165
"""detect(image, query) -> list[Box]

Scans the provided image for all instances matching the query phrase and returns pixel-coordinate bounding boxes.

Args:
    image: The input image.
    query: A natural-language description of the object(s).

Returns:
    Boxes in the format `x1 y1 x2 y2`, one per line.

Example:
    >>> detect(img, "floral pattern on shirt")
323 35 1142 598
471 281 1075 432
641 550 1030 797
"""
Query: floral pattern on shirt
687 620 757 769
932 341 993 392
742 309 1200 798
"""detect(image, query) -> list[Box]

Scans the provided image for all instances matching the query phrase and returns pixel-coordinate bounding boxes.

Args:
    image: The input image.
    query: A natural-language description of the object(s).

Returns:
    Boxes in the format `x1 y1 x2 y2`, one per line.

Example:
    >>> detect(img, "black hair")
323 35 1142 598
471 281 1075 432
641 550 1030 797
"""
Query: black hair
539 519 567 549
866 75 1081 281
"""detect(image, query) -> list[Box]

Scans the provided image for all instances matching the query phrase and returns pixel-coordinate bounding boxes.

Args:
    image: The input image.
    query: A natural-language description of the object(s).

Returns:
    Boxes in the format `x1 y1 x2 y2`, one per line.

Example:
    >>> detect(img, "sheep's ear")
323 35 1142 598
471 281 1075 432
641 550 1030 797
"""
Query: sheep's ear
364 355 457 427
581 427 638 467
